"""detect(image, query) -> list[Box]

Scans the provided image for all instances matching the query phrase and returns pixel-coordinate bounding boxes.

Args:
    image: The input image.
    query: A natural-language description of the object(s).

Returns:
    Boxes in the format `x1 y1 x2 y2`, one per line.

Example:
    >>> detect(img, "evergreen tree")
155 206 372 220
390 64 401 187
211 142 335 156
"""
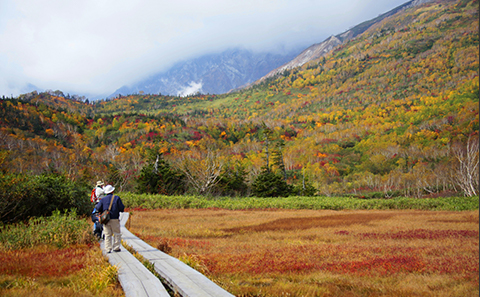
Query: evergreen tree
251 169 293 197
261 123 273 173
136 153 186 195
292 182 317 196
217 161 249 196
272 140 287 180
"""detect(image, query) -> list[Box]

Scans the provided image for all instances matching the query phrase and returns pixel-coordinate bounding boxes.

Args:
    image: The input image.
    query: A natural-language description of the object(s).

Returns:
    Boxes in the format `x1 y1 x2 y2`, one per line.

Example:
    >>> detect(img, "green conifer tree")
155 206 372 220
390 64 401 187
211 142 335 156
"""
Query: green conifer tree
252 169 293 197
135 152 185 195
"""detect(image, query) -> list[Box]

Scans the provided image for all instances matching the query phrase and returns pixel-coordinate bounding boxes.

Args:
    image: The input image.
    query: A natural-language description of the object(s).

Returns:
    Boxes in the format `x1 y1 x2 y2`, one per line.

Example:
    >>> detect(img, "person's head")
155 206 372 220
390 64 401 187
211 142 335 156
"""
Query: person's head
96 181 104 188
104 185 115 195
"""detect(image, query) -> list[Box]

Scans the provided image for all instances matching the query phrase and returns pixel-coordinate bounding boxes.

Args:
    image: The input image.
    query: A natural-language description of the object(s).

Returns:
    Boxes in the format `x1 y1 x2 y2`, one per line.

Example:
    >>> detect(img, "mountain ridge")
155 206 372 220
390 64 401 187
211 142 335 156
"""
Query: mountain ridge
111 0 431 98
1 0 477 198
250 0 435 86
110 48 301 97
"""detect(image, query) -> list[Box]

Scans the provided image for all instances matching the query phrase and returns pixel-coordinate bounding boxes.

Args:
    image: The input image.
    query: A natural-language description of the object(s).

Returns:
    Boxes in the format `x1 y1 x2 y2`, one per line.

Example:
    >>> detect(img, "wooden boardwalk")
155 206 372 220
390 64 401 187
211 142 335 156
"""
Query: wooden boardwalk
101 212 234 297
100 240 170 297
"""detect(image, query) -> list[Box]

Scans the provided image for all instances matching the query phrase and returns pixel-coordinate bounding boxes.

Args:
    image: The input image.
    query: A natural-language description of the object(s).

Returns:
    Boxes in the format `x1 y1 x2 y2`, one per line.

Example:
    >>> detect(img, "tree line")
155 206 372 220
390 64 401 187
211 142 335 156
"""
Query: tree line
0 0 478 223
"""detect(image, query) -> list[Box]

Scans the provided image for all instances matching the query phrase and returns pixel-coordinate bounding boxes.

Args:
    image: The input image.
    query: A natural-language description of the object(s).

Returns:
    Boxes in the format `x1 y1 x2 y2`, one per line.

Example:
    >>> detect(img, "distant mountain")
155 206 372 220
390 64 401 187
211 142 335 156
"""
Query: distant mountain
111 0 433 98
255 0 433 83
111 48 300 97
3 0 477 199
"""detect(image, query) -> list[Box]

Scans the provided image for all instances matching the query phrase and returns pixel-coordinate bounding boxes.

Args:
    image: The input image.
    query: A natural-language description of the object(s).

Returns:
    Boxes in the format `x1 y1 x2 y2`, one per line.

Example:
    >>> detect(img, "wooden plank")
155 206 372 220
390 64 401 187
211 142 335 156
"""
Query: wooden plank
120 213 234 297
101 215 170 297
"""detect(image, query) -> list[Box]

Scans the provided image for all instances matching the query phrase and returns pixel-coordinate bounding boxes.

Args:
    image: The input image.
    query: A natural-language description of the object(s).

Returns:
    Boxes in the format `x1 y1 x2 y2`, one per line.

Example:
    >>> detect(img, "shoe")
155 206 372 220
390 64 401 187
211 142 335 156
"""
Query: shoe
113 249 121 252
107 250 112 253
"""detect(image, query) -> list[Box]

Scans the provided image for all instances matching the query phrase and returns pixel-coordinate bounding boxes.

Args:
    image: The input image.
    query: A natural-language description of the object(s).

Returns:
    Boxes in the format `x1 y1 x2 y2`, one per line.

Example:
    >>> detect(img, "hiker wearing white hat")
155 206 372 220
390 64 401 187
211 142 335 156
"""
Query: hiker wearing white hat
90 181 105 204
95 185 125 253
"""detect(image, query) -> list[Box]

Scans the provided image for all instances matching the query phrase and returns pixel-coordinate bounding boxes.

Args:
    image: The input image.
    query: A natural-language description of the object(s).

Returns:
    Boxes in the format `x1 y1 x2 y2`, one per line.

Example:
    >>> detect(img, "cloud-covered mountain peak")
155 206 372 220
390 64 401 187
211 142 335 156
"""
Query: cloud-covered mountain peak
111 48 300 97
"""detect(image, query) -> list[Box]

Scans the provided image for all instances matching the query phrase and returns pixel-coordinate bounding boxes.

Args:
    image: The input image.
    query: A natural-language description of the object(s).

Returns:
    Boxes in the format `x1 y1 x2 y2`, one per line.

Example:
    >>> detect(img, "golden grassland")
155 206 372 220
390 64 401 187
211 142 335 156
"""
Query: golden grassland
0 243 124 296
129 209 479 297
0 210 125 296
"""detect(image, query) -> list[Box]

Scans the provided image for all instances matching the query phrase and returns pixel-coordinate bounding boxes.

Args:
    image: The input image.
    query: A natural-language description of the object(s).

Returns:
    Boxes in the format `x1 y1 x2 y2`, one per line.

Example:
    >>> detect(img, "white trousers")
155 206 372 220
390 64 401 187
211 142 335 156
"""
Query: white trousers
103 219 121 251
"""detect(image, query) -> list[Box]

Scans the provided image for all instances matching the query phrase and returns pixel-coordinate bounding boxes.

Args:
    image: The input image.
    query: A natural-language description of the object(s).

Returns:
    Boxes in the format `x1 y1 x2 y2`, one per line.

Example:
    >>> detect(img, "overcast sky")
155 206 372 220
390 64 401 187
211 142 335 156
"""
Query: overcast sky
0 0 409 99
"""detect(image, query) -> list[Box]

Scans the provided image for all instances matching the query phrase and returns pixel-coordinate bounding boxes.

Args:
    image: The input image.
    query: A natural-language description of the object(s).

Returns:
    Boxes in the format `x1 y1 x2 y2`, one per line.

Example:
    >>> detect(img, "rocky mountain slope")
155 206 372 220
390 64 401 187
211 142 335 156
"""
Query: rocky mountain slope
255 0 434 83
111 48 300 97
112 0 435 97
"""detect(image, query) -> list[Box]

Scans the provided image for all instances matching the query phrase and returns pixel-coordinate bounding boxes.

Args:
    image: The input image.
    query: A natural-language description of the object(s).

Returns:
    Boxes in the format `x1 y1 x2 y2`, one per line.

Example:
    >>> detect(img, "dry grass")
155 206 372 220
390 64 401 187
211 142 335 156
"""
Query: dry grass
129 209 479 297
0 244 125 297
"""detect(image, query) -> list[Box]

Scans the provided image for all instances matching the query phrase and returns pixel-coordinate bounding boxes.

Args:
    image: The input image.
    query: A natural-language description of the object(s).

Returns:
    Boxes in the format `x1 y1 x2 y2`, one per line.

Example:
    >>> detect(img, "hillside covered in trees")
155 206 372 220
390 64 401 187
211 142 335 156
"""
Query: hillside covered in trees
1 0 478 213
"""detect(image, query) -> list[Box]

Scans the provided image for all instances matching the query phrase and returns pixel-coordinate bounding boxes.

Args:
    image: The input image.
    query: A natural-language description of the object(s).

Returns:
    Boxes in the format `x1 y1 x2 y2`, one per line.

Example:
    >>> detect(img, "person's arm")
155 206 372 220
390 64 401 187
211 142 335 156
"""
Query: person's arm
95 200 103 212
117 196 125 213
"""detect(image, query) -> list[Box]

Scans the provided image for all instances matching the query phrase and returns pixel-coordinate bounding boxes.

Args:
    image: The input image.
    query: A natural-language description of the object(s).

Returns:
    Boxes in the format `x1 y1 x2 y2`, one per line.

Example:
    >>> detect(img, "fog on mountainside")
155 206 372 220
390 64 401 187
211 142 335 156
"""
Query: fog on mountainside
111 0 431 98
111 48 301 98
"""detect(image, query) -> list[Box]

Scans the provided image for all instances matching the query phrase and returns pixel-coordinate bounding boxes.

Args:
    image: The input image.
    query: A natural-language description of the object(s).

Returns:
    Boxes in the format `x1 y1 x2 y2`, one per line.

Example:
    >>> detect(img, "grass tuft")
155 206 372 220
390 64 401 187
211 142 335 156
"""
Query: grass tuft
0 209 94 250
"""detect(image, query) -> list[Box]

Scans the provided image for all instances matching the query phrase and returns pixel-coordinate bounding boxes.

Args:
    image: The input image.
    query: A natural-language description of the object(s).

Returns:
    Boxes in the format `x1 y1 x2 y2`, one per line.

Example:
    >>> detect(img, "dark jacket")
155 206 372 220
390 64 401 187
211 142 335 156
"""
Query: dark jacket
95 194 125 220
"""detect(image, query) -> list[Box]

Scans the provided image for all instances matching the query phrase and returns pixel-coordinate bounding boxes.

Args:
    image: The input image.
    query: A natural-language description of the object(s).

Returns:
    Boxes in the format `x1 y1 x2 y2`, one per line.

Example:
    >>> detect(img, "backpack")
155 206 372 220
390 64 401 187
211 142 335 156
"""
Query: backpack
90 188 97 203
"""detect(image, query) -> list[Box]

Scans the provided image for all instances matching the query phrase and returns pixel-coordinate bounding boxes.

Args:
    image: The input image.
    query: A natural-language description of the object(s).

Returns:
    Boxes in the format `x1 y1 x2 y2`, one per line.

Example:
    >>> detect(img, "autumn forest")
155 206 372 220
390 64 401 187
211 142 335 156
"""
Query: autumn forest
1 0 478 217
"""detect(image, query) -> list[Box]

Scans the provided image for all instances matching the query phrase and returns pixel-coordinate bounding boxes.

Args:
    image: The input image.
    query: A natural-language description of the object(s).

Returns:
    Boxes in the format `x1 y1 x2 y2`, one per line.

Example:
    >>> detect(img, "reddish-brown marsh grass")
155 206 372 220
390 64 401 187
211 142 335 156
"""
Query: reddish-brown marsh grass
129 209 479 296
0 244 124 297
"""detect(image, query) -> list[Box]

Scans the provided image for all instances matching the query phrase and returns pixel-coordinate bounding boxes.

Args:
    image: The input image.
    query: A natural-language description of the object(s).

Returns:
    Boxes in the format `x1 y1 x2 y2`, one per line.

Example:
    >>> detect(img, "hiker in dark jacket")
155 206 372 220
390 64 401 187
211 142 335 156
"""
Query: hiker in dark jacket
95 185 125 253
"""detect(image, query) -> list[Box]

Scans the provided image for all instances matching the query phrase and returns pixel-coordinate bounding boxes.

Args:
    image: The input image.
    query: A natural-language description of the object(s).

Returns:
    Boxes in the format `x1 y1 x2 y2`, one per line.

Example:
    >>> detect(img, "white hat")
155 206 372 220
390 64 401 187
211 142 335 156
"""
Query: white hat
104 185 115 194
96 181 104 186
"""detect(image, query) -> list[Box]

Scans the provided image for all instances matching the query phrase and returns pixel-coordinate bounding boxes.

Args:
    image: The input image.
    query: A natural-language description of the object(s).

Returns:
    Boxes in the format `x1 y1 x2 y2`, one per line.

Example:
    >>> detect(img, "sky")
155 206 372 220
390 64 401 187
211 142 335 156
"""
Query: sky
0 0 409 99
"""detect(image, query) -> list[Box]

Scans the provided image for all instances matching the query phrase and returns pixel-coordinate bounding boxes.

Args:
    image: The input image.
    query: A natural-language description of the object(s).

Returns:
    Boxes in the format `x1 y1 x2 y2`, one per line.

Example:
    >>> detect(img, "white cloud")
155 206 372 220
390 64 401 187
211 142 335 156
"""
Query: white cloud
0 0 409 98
178 81 203 97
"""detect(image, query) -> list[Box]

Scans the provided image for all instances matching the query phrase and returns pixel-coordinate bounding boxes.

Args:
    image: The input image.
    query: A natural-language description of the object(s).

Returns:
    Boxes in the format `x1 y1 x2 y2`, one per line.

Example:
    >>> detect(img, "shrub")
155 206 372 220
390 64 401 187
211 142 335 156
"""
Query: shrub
292 182 317 196
0 209 94 250
120 192 479 212
0 173 91 223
